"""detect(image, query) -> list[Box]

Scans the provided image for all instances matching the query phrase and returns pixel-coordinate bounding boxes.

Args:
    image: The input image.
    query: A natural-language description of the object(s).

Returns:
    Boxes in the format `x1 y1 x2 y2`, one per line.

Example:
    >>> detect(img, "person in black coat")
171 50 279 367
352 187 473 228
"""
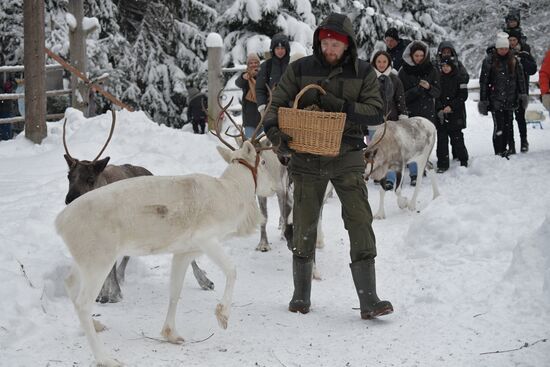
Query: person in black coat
235 53 262 138
255 33 290 113
398 41 441 185
384 28 411 72
478 32 527 157
435 58 469 171
507 28 537 152
186 87 208 134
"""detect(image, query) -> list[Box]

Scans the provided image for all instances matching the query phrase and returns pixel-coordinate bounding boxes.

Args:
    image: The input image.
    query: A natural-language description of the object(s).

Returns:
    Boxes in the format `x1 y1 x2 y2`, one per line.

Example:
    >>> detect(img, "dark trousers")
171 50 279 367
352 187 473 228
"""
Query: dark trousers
436 125 468 168
292 170 376 262
192 118 206 134
491 110 514 155
508 104 527 151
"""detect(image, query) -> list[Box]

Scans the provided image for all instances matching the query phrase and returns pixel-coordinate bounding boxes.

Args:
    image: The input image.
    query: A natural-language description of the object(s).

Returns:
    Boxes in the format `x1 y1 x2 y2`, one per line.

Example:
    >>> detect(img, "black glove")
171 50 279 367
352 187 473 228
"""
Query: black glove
319 91 345 112
477 100 489 116
266 126 293 156
519 94 529 110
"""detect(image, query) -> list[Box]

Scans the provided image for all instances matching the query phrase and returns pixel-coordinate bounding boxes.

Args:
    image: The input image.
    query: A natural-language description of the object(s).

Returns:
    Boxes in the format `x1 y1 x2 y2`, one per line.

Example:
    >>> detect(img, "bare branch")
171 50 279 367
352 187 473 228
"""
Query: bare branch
480 339 547 355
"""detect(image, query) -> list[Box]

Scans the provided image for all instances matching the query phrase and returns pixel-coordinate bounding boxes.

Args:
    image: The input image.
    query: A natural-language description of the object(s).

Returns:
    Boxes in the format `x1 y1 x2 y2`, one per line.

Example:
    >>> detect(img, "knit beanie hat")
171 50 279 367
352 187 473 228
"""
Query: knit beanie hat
246 53 260 66
384 28 399 41
495 32 510 48
318 28 349 45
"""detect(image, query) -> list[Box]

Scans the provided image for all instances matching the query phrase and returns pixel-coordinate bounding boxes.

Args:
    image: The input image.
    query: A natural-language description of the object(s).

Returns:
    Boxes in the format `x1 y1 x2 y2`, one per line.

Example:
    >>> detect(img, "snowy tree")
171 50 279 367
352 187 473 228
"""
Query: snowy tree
0 0 23 65
438 0 550 76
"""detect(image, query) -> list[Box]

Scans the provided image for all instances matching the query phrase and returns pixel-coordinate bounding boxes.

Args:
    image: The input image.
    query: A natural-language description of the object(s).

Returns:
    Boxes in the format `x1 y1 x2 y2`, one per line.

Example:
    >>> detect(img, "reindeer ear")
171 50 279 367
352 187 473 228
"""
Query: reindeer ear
242 141 255 159
93 157 110 174
216 146 232 163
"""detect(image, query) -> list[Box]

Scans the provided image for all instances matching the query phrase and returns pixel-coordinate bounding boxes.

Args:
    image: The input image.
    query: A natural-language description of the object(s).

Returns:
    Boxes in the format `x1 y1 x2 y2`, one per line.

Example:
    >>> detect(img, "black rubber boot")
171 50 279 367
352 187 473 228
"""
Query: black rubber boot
521 139 529 153
350 259 393 319
289 255 313 314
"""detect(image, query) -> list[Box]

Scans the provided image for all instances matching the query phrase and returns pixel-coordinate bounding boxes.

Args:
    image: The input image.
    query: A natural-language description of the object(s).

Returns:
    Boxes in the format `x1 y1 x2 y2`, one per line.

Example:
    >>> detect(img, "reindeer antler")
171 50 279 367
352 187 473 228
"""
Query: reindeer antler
249 84 273 147
62 110 117 164
62 117 76 163
92 110 116 162
210 91 238 151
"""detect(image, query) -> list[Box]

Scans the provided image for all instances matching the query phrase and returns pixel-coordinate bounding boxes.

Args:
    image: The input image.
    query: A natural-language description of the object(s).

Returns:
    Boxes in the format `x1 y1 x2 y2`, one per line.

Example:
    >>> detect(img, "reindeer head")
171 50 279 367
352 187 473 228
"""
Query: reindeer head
211 88 276 198
63 111 116 204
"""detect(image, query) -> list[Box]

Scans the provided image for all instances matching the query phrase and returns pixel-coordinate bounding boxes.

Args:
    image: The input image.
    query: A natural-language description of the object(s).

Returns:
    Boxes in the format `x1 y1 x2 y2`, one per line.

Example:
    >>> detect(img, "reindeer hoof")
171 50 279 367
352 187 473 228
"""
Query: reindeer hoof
397 197 408 209
255 242 271 252
93 319 107 332
96 292 122 304
161 326 185 344
215 304 229 329
374 214 386 220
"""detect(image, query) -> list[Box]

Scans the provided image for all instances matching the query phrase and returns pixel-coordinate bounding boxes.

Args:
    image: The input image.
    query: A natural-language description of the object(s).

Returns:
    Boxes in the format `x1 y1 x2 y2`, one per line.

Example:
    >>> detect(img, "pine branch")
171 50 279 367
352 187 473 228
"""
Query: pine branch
480 339 548 355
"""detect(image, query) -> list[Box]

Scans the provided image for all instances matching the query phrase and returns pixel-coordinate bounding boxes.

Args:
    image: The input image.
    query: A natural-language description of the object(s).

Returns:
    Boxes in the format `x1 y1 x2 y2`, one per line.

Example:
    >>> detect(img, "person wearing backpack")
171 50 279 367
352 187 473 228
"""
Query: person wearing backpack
255 33 290 113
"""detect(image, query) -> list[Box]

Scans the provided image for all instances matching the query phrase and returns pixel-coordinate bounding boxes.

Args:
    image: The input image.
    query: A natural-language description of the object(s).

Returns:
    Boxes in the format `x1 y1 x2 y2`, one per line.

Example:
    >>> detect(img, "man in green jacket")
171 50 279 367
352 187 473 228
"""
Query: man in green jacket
263 13 393 320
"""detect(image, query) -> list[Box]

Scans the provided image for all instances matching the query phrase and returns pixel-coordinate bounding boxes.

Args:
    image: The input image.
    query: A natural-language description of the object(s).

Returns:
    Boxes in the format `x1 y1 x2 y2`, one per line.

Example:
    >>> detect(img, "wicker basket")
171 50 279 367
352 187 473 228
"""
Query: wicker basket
278 84 346 157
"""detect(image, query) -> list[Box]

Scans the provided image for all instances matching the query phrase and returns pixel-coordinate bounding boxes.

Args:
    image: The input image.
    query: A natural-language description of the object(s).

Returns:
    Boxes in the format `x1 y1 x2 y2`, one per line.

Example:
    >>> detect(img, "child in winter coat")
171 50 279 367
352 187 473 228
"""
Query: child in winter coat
398 40 441 186
370 50 408 191
435 58 469 171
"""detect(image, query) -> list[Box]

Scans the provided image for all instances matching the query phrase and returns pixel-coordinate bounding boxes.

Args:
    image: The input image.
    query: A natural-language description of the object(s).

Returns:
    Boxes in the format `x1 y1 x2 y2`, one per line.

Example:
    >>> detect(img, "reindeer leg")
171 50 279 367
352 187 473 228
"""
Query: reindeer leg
96 264 122 304
201 241 236 330
374 186 386 219
277 190 286 230
256 196 271 252
191 260 214 290
427 169 441 199
116 256 130 284
161 253 195 344
71 261 122 367
408 160 427 212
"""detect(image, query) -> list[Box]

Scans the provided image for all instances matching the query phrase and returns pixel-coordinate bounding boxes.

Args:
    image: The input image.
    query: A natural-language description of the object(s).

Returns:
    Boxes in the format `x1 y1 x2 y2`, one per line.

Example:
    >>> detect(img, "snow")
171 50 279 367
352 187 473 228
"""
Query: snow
65 13 77 31
206 33 223 48
82 17 100 33
1 100 550 366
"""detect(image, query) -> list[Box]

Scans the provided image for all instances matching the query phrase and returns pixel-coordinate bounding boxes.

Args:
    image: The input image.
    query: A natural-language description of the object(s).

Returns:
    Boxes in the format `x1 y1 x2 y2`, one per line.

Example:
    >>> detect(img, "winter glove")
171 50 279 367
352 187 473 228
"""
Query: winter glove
477 100 489 116
319 91 345 112
257 104 266 113
398 114 409 120
266 126 293 156
519 94 529 110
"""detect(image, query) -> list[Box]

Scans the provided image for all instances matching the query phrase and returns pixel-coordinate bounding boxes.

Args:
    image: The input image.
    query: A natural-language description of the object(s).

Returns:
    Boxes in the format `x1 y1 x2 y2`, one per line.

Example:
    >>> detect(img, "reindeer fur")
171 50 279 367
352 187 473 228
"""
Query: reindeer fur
367 117 440 219
56 141 272 366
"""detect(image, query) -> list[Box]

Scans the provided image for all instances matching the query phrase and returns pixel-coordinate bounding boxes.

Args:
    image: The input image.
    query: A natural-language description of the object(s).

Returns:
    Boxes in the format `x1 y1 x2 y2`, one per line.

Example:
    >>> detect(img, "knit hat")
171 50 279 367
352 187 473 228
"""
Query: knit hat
495 32 510 48
246 53 260 66
384 27 399 41
318 28 349 45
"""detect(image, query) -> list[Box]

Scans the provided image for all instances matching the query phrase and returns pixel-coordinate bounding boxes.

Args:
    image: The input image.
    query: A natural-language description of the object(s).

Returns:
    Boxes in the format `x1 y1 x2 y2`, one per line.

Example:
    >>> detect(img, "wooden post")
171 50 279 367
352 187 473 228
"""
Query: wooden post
68 0 88 114
23 0 47 144
206 33 223 132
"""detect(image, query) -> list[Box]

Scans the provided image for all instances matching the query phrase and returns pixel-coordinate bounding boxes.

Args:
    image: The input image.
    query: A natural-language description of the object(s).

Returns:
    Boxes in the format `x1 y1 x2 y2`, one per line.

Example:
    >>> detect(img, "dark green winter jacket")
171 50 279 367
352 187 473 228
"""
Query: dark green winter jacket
264 13 384 159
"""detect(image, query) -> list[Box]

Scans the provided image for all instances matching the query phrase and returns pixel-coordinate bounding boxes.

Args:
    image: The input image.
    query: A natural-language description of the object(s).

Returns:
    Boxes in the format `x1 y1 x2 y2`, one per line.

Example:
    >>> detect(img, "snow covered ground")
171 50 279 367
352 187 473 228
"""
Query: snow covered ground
1 101 549 366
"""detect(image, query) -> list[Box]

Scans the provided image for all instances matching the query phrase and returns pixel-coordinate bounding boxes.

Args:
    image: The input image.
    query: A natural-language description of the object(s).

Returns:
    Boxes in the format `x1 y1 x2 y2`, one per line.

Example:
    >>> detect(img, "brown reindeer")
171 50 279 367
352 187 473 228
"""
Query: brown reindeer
63 110 214 304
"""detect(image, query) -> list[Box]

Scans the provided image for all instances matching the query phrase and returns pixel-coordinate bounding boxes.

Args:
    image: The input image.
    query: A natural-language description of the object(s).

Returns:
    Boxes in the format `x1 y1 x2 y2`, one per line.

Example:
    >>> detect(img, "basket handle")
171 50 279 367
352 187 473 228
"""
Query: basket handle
293 84 326 109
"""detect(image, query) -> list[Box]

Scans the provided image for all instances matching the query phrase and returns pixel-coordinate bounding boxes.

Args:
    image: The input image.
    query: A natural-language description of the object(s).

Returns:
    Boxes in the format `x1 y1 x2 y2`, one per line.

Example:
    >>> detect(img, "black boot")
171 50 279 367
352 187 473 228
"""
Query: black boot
521 139 529 153
350 259 393 319
289 255 313 314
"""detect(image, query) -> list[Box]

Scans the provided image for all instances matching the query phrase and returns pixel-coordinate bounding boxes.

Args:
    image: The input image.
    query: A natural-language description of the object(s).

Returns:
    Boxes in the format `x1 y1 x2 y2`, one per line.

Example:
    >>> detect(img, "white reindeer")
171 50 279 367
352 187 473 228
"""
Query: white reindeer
56 113 275 366
365 117 440 219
